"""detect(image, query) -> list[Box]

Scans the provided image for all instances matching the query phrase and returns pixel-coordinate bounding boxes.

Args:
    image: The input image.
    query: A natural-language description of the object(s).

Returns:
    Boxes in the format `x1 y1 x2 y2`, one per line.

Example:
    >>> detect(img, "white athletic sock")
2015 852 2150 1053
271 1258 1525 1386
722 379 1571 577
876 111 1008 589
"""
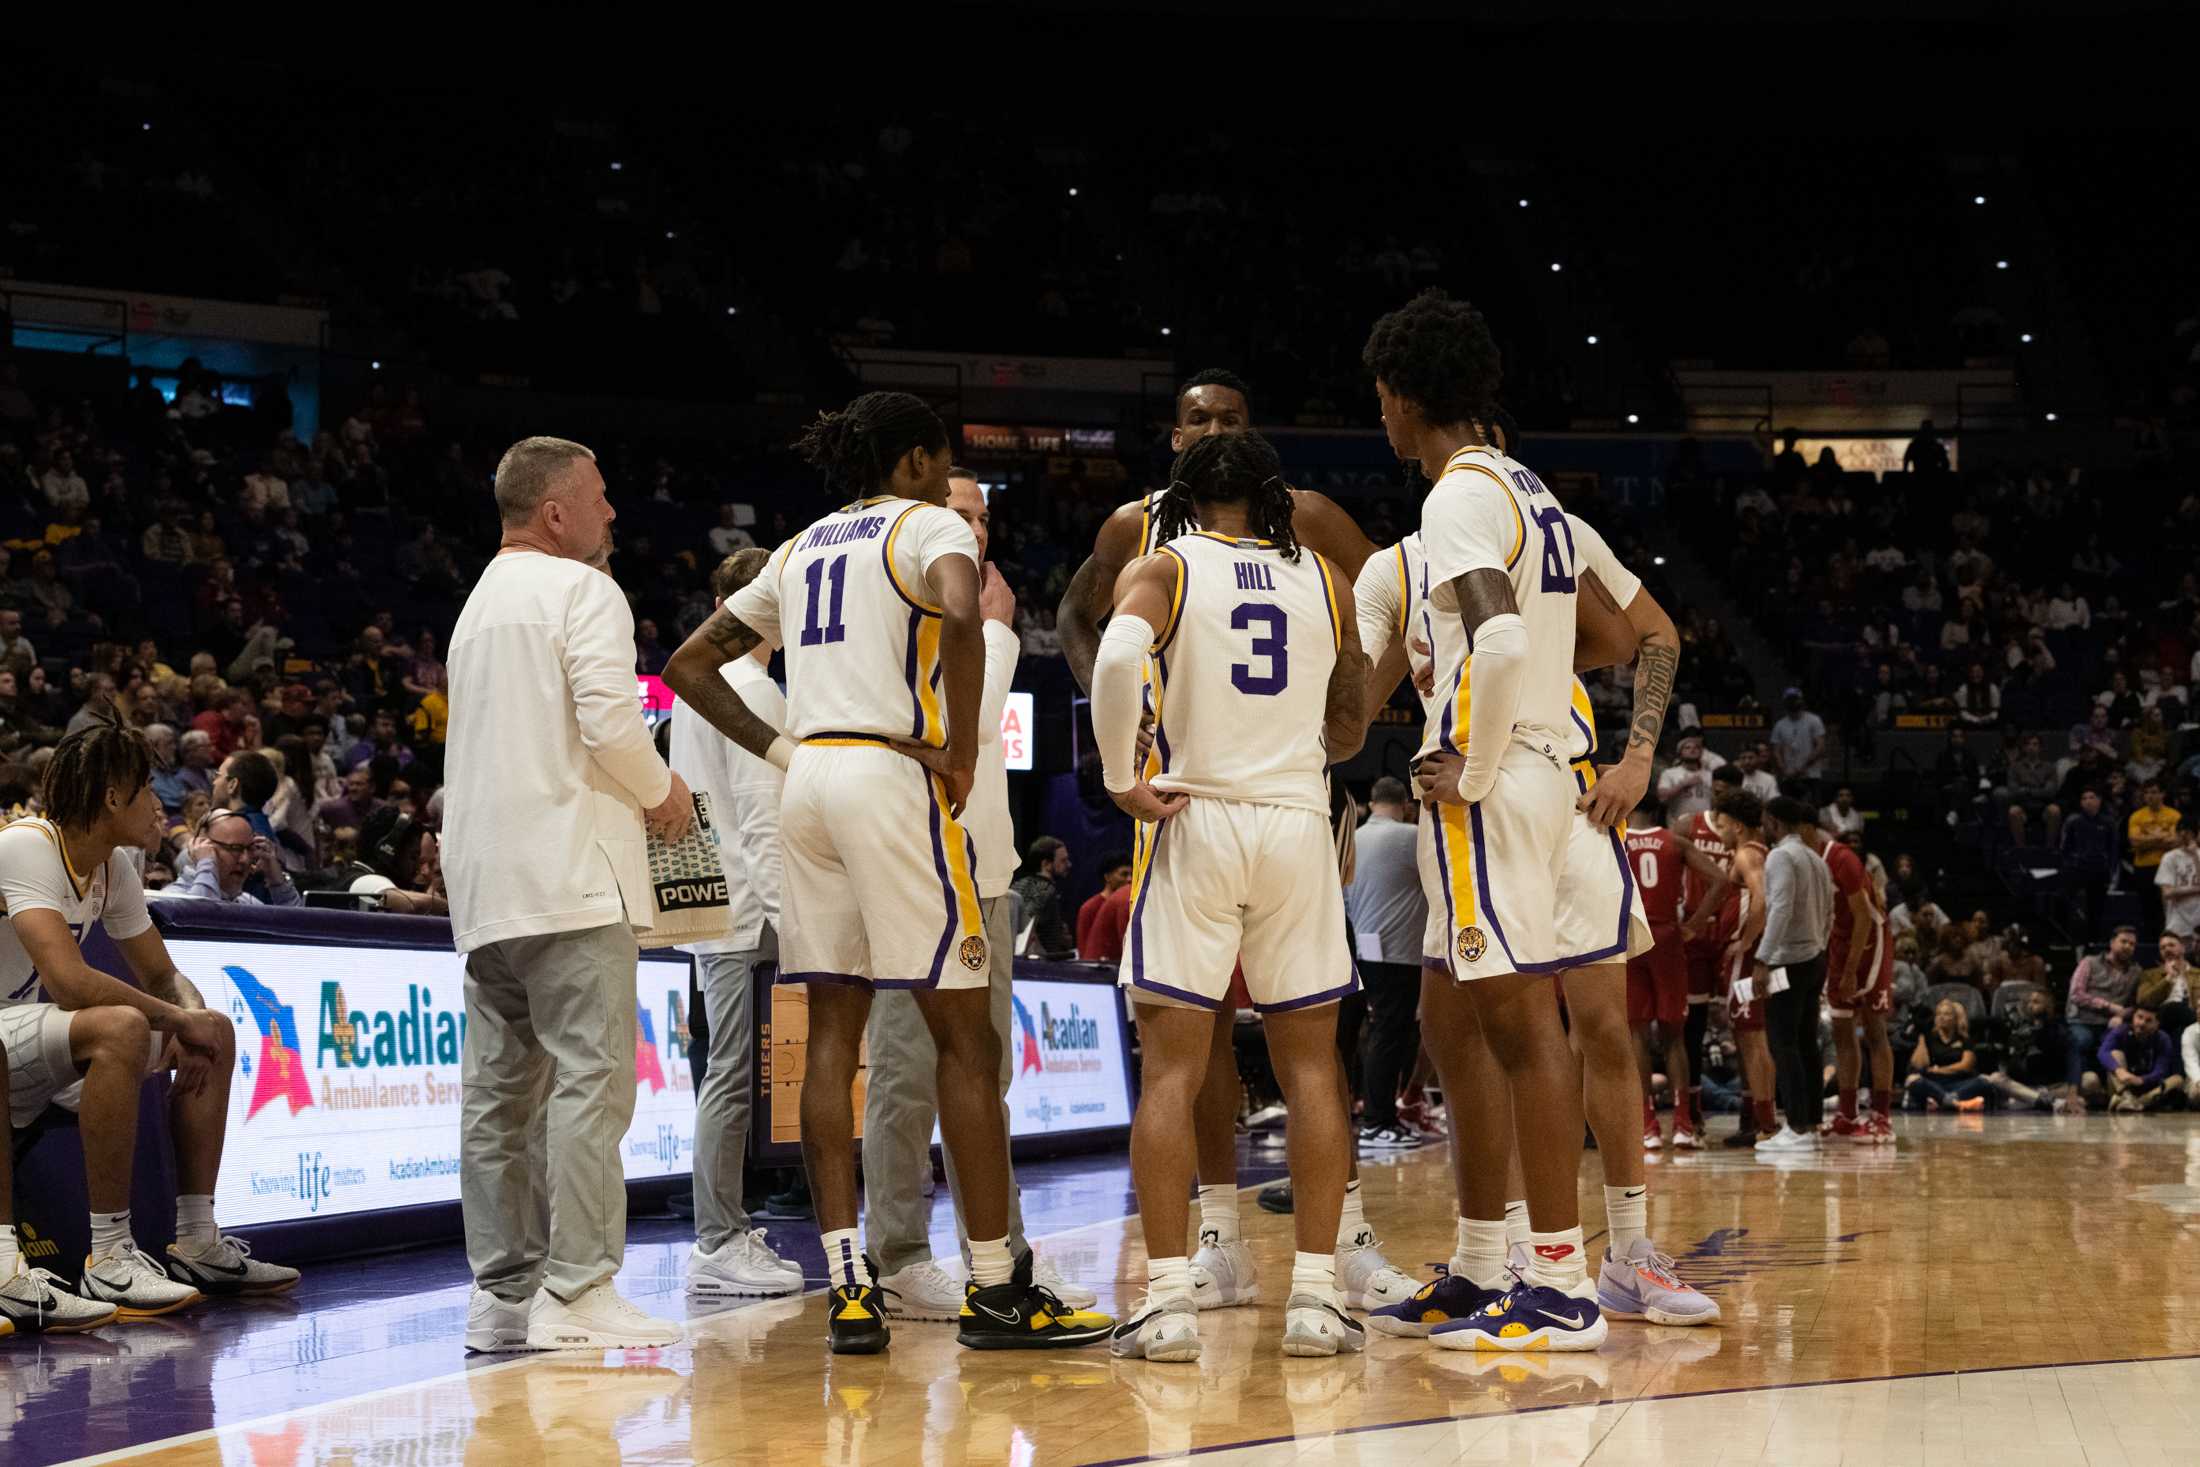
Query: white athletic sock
1197 1184 1241 1245
1291 1249 1338 1308
821 1229 871 1289
1453 1216 1509 1290
1148 1255 1193 1304
0 1223 18 1277
1526 1226 1589 1292
1604 1185 1648 1259
90 1209 134 1262
1503 1198 1531 1249
175 1193 218 1252
968 1235 1013 1290
1336 1179 1372 1250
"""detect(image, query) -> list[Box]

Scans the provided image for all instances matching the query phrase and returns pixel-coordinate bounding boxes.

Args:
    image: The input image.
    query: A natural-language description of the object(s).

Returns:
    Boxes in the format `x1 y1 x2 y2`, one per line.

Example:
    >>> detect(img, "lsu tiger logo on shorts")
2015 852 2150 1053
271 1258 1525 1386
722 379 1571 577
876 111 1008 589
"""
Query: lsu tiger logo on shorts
1456 926 1487 964
959 935 988 972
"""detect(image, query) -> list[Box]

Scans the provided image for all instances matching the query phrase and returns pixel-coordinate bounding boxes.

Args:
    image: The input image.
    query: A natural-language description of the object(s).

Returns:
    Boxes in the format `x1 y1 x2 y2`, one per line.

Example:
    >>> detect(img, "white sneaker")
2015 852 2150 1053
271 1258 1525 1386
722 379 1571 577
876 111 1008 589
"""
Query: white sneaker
526 1282 682 1349
466 1287 538 1353
79 1247 202 1319
688 1230 804 1298
1030 1251 1098 1310
165 1234 301 1295
1189 1233 1258 1310
1336 1239 1418 1311
1282 1292 1367 1357
1109 1293 1201 1362
0 1261 118 1334
876 1258 964 1322
1753 1126 1808 1154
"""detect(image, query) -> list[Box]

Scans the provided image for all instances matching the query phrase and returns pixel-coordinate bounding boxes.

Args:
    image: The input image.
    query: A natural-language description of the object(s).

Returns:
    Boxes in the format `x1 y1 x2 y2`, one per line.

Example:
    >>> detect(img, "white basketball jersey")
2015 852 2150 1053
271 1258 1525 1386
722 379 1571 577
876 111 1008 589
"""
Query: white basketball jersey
1417 446 1580 764
1356 533 1439 725
724 495 978 744
1147 531 1340 815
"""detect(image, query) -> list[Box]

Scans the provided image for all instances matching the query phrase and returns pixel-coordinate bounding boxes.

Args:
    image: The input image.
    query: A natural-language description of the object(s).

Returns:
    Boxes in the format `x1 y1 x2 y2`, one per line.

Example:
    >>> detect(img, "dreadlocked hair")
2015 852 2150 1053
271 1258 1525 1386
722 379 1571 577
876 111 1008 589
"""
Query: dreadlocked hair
1361 288 1503 429
792 391 948 498
1154 431 1301 562
41 717 152 831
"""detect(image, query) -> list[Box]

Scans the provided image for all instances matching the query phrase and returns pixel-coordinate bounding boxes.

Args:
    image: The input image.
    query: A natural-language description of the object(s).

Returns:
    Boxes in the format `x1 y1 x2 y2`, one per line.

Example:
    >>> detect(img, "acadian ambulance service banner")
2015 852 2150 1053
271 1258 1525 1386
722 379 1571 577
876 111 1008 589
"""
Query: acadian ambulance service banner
925 977 1133 1145
183 938 699 1227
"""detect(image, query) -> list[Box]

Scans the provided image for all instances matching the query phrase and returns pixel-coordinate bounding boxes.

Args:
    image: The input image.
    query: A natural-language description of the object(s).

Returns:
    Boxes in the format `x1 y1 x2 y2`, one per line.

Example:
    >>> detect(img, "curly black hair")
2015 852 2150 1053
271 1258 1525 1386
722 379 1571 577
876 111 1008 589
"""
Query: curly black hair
1175 367 1252 421
1152 431 1300 563
42 717 152 830
1361 289 1503 428
793 390 948 496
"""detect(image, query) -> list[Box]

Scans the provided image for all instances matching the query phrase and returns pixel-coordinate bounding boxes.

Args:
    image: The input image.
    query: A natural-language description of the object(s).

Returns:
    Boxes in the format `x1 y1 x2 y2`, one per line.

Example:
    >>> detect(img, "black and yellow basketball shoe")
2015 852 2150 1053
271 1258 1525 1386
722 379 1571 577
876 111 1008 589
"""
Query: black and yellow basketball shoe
956 1251 1113 1350
826 1281 891 1355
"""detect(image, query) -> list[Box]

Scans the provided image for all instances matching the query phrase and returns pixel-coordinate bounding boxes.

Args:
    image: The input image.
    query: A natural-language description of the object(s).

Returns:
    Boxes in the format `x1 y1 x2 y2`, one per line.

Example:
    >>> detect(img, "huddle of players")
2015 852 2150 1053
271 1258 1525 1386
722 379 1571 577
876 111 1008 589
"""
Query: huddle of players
664 287 1729 1359
1627 773 1897 1151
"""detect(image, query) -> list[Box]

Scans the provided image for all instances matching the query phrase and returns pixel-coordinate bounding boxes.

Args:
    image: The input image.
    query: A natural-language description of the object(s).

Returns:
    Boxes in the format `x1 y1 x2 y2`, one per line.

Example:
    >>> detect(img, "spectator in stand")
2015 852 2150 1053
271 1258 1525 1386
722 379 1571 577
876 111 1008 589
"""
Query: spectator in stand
2065 926 2144 1093
1902 420 1949 475
2045 581 2091 631
1733 743 1779 803
1343 776 1428 1149
344 709 416 772
2155 826 2200 941
140 503 193 564
1084 874 1136 967
264 741 318 873
1904 1000 1992 1111
1075 852 1133 961
337 806 449 915
1935 727 1986 818
212 750 280 842
2128 781 2180 933
0 668 61 749
40 448 89 513
161 810 302 907
2138 931 2195 1047
1011 837 1075 959
316 765 381 830
0 609 36 675
1655 728 1727 823
1770 689 1826 794
64 673 119 738
1819 787 1866 840
634 618 670 676
707 505 755 556
2097 671 2142 729
2098 1006 2186 1113
1953 662 2001 727
1996 733 2063 845
190 688 253 761
2060 789 2119 936
1985 988 2077 1113
157 728 217 815
408 665 450 755
2127 707 2170 783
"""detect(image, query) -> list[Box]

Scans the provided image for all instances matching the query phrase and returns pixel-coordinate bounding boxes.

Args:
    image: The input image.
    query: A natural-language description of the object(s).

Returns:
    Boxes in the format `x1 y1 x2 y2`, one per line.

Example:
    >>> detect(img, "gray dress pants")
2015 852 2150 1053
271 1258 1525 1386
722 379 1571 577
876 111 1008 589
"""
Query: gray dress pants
691 930 771 1253
462 921 640 1304
861 894 1025 1277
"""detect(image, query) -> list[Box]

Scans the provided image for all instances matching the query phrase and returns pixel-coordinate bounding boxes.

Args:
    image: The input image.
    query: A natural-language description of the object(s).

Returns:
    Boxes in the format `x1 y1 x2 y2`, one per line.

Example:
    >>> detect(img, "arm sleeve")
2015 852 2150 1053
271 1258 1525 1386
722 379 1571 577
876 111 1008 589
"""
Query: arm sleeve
100 852 154 940
1567 514 1642 607
728 676 788 927
1353 547 1406 664
977 621 1018 749
722 541 790 650
563 570 673 809
1094 614 1156 794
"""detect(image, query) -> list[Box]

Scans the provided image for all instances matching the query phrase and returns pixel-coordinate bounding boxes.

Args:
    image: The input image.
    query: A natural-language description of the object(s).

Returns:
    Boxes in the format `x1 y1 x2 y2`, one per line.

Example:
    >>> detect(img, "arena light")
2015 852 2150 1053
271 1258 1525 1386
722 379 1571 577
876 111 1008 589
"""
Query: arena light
2021 332 2033 343
1653 555 1667 566
1160 326 1172 336
726 306 738 316
2045 412 2059 422
1518 198 1529 208
1627 413 1641 424
1974 194 1987 205
1068 187 1079 197
371 360 381 370
1996 259 2009 270
665 230 677 240
1585 334 1599 345
610 161 623 172
142 121 151 132
1550 262 1562 272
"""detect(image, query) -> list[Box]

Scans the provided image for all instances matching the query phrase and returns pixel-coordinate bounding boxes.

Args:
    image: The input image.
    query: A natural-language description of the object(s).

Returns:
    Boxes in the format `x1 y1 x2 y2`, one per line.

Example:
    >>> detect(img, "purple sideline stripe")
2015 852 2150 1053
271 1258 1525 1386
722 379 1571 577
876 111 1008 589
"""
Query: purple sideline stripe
1430 807 1462 962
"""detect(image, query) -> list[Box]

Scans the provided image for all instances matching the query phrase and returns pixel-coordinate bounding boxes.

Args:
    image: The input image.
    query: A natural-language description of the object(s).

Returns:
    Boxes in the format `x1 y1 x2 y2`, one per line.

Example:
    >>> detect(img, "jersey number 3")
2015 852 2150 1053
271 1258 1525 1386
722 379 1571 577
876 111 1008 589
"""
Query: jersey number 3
1230 602 1288 695
800 554 848 646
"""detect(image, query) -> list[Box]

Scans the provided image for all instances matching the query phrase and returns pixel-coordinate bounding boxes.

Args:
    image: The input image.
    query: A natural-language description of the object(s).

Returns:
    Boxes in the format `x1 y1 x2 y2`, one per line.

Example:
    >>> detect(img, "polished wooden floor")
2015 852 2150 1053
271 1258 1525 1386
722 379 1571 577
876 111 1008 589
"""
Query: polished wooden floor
52 1114 2200 1466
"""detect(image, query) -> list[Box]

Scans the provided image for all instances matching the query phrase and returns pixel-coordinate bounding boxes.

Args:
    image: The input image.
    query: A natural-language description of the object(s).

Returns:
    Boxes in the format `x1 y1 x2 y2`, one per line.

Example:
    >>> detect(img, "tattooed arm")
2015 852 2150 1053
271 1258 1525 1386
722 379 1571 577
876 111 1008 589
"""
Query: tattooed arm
665 607 787 767
1320 554 1372 762
1564 513 1683 828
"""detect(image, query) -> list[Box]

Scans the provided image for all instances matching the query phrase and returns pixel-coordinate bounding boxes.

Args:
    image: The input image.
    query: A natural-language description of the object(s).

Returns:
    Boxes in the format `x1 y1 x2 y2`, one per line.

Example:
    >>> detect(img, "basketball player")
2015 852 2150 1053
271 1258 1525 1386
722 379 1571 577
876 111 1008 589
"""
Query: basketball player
663 391 1111 1355
1365 289 1649 1350
1678 764 1746 1138
1709 790 1776 1147
1094 430 1369 1362
1058 369 1415 1317
1811 820 1896 1143
1624 794 1732 1150
0 722 298 1326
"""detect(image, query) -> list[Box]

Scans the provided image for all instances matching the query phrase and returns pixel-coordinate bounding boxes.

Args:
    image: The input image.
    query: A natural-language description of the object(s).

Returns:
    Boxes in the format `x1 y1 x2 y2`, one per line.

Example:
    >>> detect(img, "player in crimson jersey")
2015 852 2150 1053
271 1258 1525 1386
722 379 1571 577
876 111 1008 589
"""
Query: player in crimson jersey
1676 764 1743 1135
1709 790 1775 1147
1625 795 1733 1149
1807 822 1896 1143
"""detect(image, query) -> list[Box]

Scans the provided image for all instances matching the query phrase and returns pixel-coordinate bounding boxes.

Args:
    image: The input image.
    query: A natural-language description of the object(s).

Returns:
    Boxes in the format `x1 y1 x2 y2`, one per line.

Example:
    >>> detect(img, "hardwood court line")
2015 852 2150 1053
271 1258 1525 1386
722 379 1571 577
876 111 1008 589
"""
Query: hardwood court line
1071 1349 2200 1467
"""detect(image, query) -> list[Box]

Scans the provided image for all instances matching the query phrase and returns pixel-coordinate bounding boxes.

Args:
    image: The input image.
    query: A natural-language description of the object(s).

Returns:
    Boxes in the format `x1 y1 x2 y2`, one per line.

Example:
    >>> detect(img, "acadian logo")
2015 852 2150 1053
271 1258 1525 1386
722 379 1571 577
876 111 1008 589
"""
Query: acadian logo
318 982 465 1069
1030 1001 1103 1074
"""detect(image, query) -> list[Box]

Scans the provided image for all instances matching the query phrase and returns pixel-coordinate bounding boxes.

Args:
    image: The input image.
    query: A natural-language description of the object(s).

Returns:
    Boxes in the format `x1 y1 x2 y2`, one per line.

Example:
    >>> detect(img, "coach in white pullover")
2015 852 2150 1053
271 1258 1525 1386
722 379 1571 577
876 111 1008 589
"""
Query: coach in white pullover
444 436 693 1353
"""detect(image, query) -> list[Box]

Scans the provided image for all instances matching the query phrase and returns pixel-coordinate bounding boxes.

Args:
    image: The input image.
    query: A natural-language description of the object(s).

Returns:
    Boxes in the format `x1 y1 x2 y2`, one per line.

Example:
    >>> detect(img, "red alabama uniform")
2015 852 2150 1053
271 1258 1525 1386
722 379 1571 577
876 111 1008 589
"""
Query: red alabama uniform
1822 837 1893 1017
1623 825 1689 1027
1680 810 1732 1004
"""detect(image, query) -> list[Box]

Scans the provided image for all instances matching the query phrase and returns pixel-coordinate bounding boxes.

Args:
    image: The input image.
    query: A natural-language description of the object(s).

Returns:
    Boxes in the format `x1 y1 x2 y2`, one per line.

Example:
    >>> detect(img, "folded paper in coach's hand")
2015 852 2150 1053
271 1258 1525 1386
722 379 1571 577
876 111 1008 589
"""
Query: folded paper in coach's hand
638 790 731 950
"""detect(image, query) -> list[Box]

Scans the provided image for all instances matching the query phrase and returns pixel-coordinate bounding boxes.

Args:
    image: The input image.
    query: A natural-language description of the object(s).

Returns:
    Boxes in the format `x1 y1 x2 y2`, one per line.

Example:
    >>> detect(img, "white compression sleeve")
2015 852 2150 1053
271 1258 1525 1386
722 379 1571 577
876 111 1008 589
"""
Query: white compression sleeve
1459 612 1528 804
1094 614 1156 794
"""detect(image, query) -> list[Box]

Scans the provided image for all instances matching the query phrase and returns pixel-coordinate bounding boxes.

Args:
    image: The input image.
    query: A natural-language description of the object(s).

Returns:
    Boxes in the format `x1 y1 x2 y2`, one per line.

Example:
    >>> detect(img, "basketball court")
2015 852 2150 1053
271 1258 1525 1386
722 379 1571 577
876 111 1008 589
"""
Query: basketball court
11 1114 2199 1466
